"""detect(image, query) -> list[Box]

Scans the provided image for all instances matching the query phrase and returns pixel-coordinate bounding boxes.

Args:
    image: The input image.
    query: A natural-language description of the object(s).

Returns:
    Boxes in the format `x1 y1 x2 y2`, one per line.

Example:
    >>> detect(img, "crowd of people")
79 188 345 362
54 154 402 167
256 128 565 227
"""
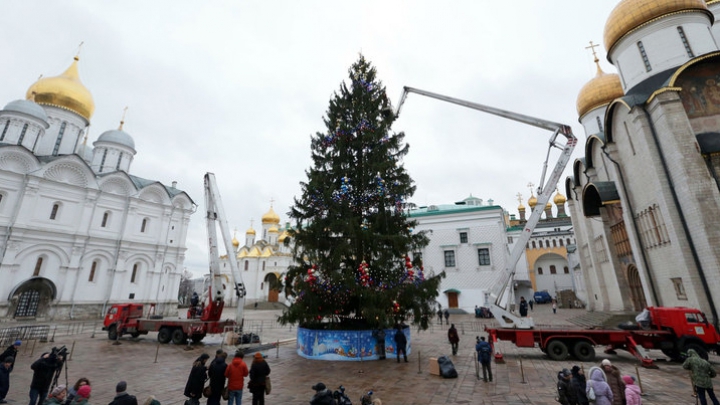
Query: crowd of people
553 359 640 405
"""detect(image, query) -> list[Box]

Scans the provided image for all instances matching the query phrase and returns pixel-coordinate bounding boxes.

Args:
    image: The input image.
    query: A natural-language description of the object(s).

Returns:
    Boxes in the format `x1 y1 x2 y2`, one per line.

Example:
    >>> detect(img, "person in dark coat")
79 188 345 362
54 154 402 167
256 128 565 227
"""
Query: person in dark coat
519 297 529 317
475 336 493 382
309 383 335 405
0 356 13 403
372 329 386 360
29 352 63 405
570 366 589 405
443 309 450 324
184 354 210 405
108 381 138 405
437 308 443 325
600 360 625 405
248 353 270 405
393 326 407 363
557 368 578 405
0 341 20 365
447 324 460 356
528 299 534 312
207 351 227 405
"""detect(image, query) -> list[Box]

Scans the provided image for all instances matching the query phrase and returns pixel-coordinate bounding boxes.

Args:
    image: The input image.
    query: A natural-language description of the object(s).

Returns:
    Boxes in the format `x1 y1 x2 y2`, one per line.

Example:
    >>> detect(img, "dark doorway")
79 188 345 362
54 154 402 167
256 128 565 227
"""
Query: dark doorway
15 290 40 318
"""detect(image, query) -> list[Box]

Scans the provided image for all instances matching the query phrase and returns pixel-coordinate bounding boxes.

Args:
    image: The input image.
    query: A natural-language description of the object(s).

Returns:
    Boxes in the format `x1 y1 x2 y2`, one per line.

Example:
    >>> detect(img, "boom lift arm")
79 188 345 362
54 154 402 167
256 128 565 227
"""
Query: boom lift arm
204 173 246 329
394 86 577 329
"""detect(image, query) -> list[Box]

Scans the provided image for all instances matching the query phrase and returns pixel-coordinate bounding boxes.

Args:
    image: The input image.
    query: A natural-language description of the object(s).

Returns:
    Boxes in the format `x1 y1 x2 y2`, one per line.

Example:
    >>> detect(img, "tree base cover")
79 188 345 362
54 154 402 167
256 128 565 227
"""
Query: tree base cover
297 325 410 361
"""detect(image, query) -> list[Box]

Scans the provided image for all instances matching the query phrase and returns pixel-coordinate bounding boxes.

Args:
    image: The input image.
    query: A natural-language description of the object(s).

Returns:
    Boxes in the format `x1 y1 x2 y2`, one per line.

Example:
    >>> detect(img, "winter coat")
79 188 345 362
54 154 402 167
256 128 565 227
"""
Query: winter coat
207 357 227 397
310 389 335 405
0 364 11 394
603 366 625 405
30 355 61 391
70 397 90 405
556 373 575 405
683 348 717 389
108 392 138 405
624 384 642 405
475 341 492 364
394 329 407 349
588 367 613 405
224 357 248 391
519 300 528 317
248 360 270 395
0 346 17 366
44 397 65 405
447 327 459 344
570 372 589 405
184 361 208 398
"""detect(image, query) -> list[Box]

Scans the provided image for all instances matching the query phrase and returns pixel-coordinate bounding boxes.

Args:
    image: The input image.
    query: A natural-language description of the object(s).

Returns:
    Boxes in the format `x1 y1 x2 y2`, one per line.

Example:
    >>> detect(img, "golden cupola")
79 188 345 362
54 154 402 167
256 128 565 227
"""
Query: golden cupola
518 202 525 212
604 0 710 54
576 55 623 119
261 206 280 225
246 226 256 236
554 190 567 205
528 193 538 209
26 57 95 121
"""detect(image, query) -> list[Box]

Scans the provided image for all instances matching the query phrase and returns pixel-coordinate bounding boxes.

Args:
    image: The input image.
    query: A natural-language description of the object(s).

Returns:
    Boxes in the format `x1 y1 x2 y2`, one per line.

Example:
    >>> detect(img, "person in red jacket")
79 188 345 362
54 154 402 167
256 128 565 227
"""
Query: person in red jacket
224 350 249 405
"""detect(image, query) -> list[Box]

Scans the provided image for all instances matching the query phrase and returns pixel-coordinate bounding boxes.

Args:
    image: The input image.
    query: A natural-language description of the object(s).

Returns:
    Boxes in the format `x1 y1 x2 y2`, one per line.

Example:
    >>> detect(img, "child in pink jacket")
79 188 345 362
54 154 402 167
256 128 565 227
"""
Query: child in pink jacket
623 375 642 405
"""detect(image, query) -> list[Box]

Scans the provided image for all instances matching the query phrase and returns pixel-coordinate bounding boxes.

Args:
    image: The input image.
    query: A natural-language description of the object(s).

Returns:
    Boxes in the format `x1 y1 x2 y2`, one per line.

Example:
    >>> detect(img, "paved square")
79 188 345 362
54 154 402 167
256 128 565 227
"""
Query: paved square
0 305 707 404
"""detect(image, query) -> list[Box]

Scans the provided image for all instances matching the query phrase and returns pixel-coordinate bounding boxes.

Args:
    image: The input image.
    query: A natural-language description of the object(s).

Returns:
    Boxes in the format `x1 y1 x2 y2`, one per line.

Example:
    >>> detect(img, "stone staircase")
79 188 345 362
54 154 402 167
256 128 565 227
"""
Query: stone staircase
244 301 287 310
568 311 637 329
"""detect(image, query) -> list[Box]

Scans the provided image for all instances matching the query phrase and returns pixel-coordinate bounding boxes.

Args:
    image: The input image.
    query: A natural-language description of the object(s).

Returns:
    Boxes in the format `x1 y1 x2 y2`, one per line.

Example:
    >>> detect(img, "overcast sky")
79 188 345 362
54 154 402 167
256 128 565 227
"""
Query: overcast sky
0 1 619 277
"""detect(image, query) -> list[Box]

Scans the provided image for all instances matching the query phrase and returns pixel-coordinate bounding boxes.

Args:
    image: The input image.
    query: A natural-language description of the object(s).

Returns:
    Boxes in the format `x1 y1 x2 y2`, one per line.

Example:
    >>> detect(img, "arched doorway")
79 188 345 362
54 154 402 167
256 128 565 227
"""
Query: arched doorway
626 265 646 311
10 278 57 319
264 273 279 303
444 289 460 308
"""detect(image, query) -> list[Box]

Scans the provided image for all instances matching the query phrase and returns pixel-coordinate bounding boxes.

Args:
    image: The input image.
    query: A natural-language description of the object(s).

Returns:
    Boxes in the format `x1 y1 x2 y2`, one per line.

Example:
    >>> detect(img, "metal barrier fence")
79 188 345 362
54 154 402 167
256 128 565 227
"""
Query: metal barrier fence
0 325 50 346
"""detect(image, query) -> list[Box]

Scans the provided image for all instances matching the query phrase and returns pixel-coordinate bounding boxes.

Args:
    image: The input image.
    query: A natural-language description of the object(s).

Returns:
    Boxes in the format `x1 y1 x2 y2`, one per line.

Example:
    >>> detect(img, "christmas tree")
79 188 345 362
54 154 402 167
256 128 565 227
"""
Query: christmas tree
279 55 444 330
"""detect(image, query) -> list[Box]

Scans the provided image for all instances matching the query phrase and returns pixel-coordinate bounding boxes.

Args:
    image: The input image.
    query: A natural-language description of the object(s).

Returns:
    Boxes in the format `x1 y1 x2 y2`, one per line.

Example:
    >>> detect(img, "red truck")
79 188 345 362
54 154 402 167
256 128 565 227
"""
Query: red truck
486 306 720 368
103 302 234 344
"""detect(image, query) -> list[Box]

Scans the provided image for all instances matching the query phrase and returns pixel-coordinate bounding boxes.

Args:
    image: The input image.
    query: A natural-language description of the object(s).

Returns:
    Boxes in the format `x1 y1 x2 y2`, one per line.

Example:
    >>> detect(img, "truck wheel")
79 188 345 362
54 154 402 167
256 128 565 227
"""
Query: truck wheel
158 327 172 344
191 334 205 344
546 340 569 360
572 341 595 362
108 325 118 341
685 343 709 360
172 328 187 344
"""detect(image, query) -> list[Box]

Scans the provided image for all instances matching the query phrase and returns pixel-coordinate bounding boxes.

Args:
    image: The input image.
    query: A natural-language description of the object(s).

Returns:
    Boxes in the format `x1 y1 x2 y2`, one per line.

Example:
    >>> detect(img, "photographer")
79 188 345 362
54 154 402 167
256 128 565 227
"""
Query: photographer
29 349 64 405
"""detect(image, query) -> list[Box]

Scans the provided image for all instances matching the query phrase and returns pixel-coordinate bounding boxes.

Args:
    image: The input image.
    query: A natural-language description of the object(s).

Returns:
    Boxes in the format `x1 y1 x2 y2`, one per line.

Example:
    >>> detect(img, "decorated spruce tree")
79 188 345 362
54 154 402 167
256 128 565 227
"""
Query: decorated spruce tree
280 55 444 330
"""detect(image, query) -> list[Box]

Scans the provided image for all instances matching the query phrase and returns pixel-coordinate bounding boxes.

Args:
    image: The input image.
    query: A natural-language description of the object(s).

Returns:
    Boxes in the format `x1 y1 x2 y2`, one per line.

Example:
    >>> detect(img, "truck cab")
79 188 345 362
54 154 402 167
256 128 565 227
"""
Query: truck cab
103 303 144 339
647 306 720 359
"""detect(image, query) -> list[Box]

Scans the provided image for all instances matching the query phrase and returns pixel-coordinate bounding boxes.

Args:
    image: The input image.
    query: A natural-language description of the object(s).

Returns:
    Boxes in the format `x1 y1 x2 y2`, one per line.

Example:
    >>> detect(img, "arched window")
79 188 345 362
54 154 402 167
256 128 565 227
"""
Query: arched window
552 239 557 247
244 261 249 271
101 212 110 228
99 149 108 173
559 239 564 247
52 122 67 156
131 264 139 283
116 152 124 171
531 241 536 249
260 282 264 290
262 262 266 271
567 238 571 245
550 265 557 275
141 218 148 233
89 261 98 282
537 267 543 275
0 120 9 141
50 203 60 220
17 123 28 145
564 266 569 274
33 257 43 276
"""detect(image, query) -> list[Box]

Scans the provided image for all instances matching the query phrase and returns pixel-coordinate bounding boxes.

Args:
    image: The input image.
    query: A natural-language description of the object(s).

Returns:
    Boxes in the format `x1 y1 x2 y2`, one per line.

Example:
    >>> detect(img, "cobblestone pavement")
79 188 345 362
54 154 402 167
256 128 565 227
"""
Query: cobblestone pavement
0 304 707 405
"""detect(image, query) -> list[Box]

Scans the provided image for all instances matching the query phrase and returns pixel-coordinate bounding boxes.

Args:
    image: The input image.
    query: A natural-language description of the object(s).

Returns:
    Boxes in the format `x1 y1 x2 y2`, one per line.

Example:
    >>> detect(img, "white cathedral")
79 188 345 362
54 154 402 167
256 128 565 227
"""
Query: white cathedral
0 56 194 320
568 0 720 324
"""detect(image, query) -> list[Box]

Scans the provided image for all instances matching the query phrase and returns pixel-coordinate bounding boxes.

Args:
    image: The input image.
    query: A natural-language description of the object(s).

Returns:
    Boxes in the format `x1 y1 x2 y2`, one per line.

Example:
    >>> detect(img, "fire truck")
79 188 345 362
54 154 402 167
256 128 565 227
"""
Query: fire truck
103 173 247 344
394 88 720 367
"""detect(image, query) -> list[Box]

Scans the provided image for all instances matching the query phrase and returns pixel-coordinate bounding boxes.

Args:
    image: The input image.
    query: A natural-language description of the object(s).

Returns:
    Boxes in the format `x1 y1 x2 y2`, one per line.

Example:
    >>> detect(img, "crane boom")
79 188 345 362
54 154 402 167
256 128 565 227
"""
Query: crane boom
204 173 246 330
394 86 577 329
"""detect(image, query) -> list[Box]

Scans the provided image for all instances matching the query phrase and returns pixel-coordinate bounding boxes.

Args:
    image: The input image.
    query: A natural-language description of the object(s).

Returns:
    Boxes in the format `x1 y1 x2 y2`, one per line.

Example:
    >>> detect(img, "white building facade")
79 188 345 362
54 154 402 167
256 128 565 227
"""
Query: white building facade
0 56 194 320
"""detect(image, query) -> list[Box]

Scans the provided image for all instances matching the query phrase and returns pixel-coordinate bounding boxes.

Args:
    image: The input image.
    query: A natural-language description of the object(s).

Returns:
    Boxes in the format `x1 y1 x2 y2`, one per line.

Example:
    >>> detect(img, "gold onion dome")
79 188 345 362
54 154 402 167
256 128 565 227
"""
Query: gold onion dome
261 206 280 224
604 0 710 53
232 236 240 247
246 227 256 235
576 62 624 118
269 226 279 233
528 194 538 208
554 191 567 205
518 202 526 211
545 202 553 209
26 57 95 120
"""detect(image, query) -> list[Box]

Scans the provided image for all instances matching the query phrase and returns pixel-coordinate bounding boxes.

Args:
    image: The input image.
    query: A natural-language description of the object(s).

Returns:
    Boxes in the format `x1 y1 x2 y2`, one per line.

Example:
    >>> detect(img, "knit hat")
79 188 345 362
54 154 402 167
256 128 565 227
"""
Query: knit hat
312 382 326 391
571 365 581 375
561 368 571 377
77 385 92 399
234 349 245 358
3 357 12 364
601 359 612 366
51 385 67 397
116 381 127 393
13 340 21 346
622 375 634 385
254 352 263 360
